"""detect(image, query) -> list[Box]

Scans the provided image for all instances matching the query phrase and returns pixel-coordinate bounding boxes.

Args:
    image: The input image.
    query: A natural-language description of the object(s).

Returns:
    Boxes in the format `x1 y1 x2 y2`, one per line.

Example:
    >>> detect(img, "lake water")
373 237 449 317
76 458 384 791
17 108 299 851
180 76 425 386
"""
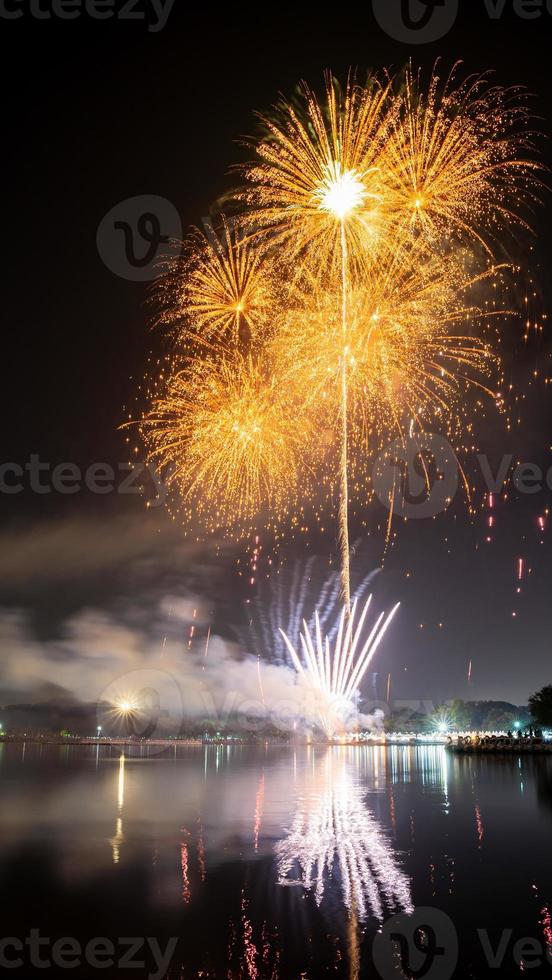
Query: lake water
1 741 552 978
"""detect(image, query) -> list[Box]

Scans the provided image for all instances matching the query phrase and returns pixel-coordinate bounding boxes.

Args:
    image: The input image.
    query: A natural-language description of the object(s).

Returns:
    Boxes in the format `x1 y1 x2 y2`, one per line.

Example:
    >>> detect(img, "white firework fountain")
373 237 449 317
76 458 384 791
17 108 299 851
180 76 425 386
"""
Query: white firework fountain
279 597 400 738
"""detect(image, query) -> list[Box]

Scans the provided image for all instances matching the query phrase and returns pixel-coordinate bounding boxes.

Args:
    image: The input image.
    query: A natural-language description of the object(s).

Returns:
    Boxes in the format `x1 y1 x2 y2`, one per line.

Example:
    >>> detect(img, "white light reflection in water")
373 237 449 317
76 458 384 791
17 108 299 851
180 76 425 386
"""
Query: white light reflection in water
275 752 413 922
110 753 125 865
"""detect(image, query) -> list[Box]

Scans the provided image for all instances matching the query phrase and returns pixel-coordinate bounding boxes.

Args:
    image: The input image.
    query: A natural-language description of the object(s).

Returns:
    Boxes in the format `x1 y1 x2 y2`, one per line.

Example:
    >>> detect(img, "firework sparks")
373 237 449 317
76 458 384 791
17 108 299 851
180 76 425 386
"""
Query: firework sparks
279 596 399 737
237 73 394 605
204 624 211 659
274 242 503 453
239 555 380 663
385 63 543 249
188 606 197 649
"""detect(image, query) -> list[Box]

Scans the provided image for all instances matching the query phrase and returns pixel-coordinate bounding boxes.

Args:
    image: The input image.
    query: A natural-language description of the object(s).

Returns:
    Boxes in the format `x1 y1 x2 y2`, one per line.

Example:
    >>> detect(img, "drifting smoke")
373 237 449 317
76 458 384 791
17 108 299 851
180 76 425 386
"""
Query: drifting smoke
0 597 387 737
0 517 394 736
0 591 392 737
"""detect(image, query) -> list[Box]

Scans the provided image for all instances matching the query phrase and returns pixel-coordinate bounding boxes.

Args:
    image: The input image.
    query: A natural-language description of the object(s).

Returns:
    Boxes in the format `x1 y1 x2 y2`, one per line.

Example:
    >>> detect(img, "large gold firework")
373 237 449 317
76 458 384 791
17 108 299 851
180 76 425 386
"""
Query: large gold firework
140 348 311 533
137 65 542 567
234 66 540 603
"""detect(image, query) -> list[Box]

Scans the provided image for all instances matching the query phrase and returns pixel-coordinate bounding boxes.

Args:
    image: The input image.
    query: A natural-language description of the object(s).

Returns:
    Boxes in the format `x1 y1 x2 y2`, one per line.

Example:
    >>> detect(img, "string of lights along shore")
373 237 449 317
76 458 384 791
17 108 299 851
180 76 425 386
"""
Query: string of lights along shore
132 63 543 734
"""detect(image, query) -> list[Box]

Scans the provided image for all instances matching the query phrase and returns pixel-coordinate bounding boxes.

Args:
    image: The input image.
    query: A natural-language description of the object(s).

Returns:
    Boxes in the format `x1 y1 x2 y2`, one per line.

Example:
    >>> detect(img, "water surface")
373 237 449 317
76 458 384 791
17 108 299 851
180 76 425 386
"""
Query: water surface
1 742 551 977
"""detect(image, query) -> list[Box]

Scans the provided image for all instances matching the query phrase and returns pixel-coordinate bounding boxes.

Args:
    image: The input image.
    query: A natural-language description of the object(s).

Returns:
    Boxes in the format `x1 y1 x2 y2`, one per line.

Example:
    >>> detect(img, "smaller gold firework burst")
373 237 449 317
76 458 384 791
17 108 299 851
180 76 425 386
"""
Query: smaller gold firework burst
386 62 544 249
154 218 274 346
140 348 311 533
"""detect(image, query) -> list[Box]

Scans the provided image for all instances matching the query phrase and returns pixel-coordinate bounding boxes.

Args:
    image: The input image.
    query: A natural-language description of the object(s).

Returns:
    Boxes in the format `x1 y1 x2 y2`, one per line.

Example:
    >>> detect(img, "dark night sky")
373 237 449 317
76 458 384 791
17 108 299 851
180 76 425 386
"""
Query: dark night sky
1 1 552 709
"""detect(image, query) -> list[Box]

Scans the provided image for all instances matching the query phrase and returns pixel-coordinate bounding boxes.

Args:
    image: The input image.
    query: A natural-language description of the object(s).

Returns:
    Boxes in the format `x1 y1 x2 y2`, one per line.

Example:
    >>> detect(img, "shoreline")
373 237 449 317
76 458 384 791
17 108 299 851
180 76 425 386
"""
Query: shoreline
0 735 518 748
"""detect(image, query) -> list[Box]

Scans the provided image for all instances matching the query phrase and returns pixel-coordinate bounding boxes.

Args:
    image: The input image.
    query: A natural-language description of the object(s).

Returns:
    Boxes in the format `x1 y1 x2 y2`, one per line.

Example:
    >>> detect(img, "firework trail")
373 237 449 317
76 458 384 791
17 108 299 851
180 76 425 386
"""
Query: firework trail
238 554 380 664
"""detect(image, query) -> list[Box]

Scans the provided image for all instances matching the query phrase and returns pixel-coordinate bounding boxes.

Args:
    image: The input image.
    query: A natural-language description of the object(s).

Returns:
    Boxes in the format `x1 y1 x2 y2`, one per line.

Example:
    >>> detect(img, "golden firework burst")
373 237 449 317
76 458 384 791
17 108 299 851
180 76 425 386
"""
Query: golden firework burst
386 63 543 249
236 72 396 273
273 242 503 449
154 218 274 346
140 347 312 533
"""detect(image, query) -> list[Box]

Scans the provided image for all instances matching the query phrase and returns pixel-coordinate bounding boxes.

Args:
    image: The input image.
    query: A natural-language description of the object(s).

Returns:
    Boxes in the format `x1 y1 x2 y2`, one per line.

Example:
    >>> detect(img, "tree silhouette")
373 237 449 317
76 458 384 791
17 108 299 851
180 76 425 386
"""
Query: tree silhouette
529 685 552 728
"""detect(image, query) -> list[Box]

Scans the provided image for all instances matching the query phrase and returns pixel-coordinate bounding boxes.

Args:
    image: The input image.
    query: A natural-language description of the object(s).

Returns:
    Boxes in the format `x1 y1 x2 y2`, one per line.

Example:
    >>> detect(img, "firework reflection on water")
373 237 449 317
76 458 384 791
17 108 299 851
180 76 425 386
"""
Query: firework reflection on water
275 751 413 923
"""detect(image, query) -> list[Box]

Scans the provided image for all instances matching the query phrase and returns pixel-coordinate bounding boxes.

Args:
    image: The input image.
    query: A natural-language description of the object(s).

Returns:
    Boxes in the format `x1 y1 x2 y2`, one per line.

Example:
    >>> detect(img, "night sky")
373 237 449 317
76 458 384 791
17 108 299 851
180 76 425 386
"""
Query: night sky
2 2 552 711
